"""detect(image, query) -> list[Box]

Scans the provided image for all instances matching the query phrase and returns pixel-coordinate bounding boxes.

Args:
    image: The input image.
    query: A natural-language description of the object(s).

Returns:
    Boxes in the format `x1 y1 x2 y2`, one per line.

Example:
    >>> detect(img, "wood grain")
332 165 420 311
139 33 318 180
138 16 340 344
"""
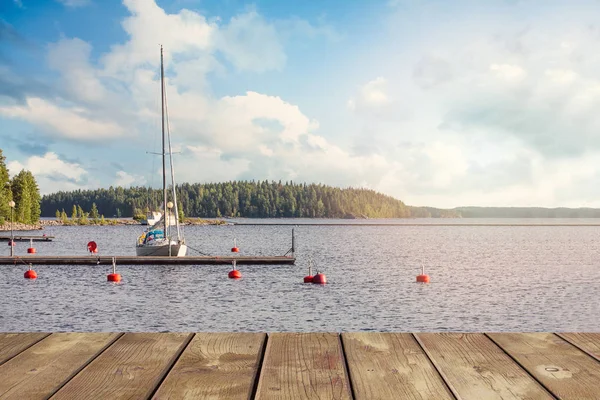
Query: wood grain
0 333 120 400
342 332 453 400
557 333 600 361
51 332 192 400
0 333 49 365
416 333 552 400
255 333 351 400
488 333 600 400
152 333 265 400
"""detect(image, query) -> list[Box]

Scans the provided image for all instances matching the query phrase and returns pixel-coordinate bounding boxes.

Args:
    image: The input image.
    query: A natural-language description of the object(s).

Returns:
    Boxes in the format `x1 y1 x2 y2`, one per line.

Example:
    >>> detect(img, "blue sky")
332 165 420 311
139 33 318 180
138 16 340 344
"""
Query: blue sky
2 0 600 207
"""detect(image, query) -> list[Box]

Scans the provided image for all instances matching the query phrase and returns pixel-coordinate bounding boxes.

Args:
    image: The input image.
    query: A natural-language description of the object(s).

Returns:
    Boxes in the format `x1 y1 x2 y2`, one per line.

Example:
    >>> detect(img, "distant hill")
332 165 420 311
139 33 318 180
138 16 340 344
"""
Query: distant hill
452 206 600 218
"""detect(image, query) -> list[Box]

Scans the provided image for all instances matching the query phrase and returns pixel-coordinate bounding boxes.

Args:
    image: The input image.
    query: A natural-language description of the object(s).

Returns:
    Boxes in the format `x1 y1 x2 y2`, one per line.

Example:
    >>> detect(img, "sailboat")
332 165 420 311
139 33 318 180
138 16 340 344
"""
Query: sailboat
136 46 187 257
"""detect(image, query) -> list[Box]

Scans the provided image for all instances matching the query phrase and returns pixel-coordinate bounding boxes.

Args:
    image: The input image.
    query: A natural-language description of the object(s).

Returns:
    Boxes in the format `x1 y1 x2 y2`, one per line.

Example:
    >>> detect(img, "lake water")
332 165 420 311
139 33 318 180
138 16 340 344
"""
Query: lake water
1 219 599 332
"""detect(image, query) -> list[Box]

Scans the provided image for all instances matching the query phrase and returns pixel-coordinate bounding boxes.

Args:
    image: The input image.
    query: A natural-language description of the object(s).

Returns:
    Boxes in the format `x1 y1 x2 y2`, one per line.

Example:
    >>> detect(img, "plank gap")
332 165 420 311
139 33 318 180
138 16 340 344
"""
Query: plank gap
147 332 196 400
555 333 600 363
338 333 357 400
484 333 559 400
412 333 461 400
249 333 269 400
0 332 51 366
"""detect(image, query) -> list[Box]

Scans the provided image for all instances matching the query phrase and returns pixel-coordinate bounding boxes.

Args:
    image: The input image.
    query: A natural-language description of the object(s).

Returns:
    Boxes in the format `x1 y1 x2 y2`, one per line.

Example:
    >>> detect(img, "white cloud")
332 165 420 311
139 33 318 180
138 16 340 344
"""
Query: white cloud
217 10 286 72
114 171 145 187
13 0 23 8
7 153 90 194
0 97 124 140
56 0 91 7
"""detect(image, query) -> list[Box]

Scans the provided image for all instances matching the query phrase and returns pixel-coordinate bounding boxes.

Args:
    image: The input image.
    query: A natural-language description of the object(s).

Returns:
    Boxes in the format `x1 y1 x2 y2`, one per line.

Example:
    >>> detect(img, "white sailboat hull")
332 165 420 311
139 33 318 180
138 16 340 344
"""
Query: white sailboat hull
136 243 187 257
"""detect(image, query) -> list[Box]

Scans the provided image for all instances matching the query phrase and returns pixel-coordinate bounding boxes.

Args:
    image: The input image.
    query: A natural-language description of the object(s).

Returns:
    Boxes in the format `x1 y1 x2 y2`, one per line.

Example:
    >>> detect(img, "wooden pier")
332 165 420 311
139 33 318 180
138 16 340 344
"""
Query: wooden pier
0 235 54 242
0 332 598 399
0 255 295 265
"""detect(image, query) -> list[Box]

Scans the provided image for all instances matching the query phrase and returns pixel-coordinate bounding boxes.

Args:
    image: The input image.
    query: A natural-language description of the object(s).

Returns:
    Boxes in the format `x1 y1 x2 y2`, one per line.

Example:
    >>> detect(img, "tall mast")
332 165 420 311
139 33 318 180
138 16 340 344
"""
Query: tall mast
160 45 167 237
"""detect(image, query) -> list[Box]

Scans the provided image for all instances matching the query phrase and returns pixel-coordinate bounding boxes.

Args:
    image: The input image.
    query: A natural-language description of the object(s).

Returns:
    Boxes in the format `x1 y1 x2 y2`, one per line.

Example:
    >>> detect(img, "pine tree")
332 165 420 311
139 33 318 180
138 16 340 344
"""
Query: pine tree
0 149 11 222
90 202 99 223
71 205 77 220
11 170 32 224
55 209 60 220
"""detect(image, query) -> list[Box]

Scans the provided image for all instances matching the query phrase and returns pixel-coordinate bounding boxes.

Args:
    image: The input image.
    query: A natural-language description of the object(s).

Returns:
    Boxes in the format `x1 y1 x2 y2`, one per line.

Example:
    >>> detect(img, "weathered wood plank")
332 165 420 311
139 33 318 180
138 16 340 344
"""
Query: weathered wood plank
557 333 600 362
0 333 120 400
255 333 352 400
0 333 50 365
152 333 265 400
342 333 453 400
488 333 600 400
416 333 552 400
51 333 192 400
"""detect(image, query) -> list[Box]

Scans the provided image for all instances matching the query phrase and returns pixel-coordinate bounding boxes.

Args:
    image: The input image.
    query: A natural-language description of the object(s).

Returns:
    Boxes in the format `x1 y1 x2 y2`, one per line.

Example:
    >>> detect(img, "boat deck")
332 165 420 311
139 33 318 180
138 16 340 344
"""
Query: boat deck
0 255 295 265
0 332 598 399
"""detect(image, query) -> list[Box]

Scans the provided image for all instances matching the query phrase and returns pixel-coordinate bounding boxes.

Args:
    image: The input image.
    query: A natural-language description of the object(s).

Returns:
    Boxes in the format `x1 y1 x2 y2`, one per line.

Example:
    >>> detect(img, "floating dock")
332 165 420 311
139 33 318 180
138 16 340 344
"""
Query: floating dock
0 255 295 265
0 235 54 242
0 332 598 399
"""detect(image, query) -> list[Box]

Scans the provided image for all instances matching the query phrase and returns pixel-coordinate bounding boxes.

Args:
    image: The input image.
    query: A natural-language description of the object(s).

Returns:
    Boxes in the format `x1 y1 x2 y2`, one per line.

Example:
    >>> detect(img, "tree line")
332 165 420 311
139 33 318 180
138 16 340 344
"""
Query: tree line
41 181 421 219
0 149 41 225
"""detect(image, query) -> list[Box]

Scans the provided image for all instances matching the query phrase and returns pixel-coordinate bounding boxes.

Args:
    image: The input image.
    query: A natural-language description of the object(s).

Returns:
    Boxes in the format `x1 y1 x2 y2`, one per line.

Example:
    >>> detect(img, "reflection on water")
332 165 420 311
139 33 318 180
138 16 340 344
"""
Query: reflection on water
1 219 599 332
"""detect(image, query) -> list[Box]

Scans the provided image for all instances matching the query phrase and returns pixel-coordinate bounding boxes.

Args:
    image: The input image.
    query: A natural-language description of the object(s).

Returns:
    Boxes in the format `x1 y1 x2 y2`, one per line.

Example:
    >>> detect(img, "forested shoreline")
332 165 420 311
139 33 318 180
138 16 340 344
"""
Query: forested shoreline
41 181 443 219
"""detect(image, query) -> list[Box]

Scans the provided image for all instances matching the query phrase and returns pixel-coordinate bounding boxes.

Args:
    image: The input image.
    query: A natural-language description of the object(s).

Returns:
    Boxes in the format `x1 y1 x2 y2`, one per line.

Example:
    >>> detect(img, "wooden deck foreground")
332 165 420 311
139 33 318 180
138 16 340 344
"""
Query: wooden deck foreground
0 255 295 265
0 333 598 399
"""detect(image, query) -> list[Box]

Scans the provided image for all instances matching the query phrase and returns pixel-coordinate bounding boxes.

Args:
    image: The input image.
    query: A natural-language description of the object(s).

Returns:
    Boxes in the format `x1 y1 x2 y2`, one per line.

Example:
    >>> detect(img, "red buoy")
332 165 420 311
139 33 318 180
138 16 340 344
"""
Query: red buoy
24 267 37 279
107 257 121 282
228 260 241 279
416 264 430 283
87 241 97 254
231 238 239 253
312 273 327 284
228 269 242 279
27 239 36 253
303 262 314 283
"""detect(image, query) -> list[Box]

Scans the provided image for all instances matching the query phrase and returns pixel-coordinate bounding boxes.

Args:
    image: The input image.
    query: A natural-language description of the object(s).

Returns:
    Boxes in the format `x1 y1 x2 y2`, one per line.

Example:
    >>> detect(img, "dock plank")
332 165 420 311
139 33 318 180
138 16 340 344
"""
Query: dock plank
51 333 192 400
416 333 552 400
0 256 295 265
342 332 453 400
557 333 600 362
153 333 265 400
0 333 120 400
0 333 49 365
255 333 351 400
488 333 600 400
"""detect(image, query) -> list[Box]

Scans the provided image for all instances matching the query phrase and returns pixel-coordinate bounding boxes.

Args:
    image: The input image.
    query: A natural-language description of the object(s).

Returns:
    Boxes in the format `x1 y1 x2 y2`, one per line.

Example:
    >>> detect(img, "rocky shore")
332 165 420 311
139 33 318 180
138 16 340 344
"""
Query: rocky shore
0 218 230 231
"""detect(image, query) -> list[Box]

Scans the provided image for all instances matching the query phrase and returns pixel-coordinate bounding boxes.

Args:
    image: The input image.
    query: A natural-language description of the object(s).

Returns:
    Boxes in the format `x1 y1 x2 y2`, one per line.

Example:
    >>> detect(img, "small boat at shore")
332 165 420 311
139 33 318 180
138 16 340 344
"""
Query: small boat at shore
135 45 186 257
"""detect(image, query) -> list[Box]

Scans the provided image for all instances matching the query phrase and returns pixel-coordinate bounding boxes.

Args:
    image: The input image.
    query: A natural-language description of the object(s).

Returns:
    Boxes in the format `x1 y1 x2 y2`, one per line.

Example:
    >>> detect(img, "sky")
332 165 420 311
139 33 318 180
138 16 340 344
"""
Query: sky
2 0 600 208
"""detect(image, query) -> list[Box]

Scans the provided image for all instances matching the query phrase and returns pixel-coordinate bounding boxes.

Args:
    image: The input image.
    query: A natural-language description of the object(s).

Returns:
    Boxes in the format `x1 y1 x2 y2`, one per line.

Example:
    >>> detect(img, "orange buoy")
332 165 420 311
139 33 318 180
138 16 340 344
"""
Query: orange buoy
27 239 36 253
107 257 121 282
228 260 241 279
231 238 239 253
416 264 430 283
312 273 327 284
24 265 37 279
